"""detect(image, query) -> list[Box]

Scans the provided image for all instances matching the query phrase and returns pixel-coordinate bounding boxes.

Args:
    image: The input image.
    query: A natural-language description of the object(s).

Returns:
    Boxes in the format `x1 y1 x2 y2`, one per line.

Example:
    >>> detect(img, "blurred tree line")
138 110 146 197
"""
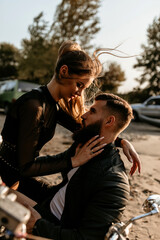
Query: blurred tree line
0 0 159 102
0 0 102 83
123 15 160 103
0 0 125 94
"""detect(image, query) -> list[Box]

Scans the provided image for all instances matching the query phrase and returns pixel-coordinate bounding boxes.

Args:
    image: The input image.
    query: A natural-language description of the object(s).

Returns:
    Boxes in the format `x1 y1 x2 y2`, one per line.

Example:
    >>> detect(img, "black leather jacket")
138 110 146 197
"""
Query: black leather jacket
33 143 130 240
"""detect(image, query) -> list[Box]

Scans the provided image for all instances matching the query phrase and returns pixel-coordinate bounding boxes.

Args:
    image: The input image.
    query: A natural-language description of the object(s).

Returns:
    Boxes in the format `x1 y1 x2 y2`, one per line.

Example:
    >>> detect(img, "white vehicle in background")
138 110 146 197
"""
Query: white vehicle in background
131 95 160 127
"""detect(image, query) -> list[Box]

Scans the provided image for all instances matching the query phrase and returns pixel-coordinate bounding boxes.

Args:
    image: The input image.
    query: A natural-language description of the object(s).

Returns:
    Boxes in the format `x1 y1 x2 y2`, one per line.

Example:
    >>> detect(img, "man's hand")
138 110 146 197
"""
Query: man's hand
121 139 141 176
71 135 106 168
25 204 41 234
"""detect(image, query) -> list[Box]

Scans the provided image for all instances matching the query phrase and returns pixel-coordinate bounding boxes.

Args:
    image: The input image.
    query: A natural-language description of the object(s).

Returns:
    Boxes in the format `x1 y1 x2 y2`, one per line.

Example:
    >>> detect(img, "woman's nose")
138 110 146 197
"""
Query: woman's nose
77 92 81 96
76 89 82 96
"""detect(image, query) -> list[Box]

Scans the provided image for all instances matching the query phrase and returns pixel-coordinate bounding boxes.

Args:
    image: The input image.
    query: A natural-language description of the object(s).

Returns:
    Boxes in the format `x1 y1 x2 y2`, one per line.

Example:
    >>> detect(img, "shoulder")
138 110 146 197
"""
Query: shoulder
18 87 44 103
91 148 129 186
103 152 128 184
15 89 44 117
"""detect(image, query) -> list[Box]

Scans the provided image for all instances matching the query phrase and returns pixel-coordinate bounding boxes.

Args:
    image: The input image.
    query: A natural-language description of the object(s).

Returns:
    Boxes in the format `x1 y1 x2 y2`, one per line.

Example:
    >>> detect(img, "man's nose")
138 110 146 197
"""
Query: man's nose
81 111 88 119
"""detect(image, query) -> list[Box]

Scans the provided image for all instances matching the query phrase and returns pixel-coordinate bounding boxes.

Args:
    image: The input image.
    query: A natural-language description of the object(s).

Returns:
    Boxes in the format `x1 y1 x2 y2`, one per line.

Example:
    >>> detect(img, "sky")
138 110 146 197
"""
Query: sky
0 0 160 93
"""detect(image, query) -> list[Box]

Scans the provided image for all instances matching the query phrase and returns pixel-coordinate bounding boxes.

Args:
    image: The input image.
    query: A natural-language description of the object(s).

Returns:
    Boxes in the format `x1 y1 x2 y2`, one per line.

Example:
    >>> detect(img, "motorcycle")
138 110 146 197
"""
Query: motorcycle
105 194 160 240
0 182 52 240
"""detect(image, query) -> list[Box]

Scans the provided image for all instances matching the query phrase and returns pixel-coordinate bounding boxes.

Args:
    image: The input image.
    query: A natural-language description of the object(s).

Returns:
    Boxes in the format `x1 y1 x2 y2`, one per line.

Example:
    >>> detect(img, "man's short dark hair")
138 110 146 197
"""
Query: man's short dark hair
95 93 133 131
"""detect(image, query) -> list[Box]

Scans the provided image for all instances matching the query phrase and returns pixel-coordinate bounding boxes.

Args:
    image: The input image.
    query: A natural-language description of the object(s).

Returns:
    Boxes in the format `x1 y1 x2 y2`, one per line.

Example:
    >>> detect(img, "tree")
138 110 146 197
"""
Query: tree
134 16 160 95
19 12 58 84
18 0 101 83
50 0 101 49
0 42 21 79
98 62 126 93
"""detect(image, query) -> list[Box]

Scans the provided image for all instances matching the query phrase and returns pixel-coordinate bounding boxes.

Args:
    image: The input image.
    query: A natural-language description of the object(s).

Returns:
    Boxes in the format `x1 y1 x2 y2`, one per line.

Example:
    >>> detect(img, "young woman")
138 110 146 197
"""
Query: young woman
0 40 140 201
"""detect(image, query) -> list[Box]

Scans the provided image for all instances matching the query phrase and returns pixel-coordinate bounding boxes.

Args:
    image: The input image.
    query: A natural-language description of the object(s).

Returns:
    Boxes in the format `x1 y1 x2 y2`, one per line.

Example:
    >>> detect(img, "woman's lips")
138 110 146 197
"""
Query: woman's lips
71 95 78 99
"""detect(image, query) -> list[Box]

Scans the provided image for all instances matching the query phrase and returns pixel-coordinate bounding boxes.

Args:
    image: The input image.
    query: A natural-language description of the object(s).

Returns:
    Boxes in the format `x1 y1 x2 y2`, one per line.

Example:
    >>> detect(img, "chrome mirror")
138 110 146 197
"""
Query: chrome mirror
143 194 160 213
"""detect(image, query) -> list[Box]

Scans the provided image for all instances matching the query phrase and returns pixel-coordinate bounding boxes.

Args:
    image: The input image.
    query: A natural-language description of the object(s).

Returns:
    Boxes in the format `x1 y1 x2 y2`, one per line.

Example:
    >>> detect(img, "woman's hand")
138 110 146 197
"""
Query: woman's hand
71 135 106 168
121 139 141 176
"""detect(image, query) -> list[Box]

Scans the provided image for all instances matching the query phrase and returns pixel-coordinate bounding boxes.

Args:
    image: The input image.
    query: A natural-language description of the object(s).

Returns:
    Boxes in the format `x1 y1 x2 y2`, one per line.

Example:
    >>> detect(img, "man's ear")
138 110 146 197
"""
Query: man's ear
105 115 115 126
59 65 68 77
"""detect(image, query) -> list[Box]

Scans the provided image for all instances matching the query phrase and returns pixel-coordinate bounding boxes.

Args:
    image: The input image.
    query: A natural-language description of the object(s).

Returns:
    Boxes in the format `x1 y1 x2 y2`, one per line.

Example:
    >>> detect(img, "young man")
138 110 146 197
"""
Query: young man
14 93 134 240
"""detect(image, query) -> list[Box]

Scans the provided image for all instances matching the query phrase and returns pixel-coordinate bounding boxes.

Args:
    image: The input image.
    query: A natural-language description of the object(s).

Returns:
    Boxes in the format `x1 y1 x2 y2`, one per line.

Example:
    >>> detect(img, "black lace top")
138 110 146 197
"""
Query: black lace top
0 86 80 176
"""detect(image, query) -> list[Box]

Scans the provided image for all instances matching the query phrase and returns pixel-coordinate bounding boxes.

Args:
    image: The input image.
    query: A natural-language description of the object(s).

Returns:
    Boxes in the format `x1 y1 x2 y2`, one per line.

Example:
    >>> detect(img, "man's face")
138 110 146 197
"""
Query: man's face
81 100 107 127
72 100 108 145
72 120 103 145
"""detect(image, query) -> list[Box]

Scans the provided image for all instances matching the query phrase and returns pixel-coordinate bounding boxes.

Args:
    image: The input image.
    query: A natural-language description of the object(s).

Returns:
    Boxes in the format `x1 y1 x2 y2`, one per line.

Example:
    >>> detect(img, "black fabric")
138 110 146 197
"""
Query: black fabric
18 169 69 204
33 143 130 240
0 158 20 186
18 177 56 204
0 86 80 189
115 137 122 148
34 203 60 224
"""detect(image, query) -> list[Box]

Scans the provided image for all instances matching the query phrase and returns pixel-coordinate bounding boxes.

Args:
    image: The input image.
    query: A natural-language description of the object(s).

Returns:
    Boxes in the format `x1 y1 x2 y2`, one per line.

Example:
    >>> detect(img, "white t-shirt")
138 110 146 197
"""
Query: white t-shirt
50 167 78 220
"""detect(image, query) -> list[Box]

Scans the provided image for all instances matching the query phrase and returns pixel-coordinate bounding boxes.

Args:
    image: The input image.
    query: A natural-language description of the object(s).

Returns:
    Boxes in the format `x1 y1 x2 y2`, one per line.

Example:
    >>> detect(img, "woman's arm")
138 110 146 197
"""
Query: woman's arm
17 99 43 168
21 136 106 177
117 138 141 176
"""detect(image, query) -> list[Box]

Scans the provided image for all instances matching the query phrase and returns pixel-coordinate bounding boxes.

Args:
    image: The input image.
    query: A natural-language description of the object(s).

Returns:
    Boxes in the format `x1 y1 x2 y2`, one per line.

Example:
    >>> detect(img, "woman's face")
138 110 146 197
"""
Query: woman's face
59 71 94 101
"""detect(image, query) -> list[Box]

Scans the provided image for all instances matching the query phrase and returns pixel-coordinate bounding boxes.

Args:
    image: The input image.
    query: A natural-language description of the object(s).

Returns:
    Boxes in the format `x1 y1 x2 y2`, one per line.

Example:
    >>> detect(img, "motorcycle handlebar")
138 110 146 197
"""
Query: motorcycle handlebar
109 233 119 240
105 232 119 240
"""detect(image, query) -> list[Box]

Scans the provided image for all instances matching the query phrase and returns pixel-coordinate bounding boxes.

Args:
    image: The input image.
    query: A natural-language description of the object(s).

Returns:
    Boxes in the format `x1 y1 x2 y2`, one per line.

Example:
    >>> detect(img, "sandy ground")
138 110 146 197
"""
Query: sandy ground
0 111 160 240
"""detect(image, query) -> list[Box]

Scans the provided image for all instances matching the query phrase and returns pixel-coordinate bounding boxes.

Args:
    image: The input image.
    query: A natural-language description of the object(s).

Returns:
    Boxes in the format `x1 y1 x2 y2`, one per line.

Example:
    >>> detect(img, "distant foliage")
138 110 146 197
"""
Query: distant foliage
18 12 58 84
16 0 101 84
50 0 101 49
98 62 126 93
2 0 126 88
0 43 21 79
84 62 126 104
120 88 152 104
134 16 160 95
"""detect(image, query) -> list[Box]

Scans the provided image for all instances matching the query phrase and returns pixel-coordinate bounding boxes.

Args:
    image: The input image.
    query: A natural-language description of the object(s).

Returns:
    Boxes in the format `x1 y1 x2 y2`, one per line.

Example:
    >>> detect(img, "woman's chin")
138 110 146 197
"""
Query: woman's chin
69 96 77 101
65 97 73 102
